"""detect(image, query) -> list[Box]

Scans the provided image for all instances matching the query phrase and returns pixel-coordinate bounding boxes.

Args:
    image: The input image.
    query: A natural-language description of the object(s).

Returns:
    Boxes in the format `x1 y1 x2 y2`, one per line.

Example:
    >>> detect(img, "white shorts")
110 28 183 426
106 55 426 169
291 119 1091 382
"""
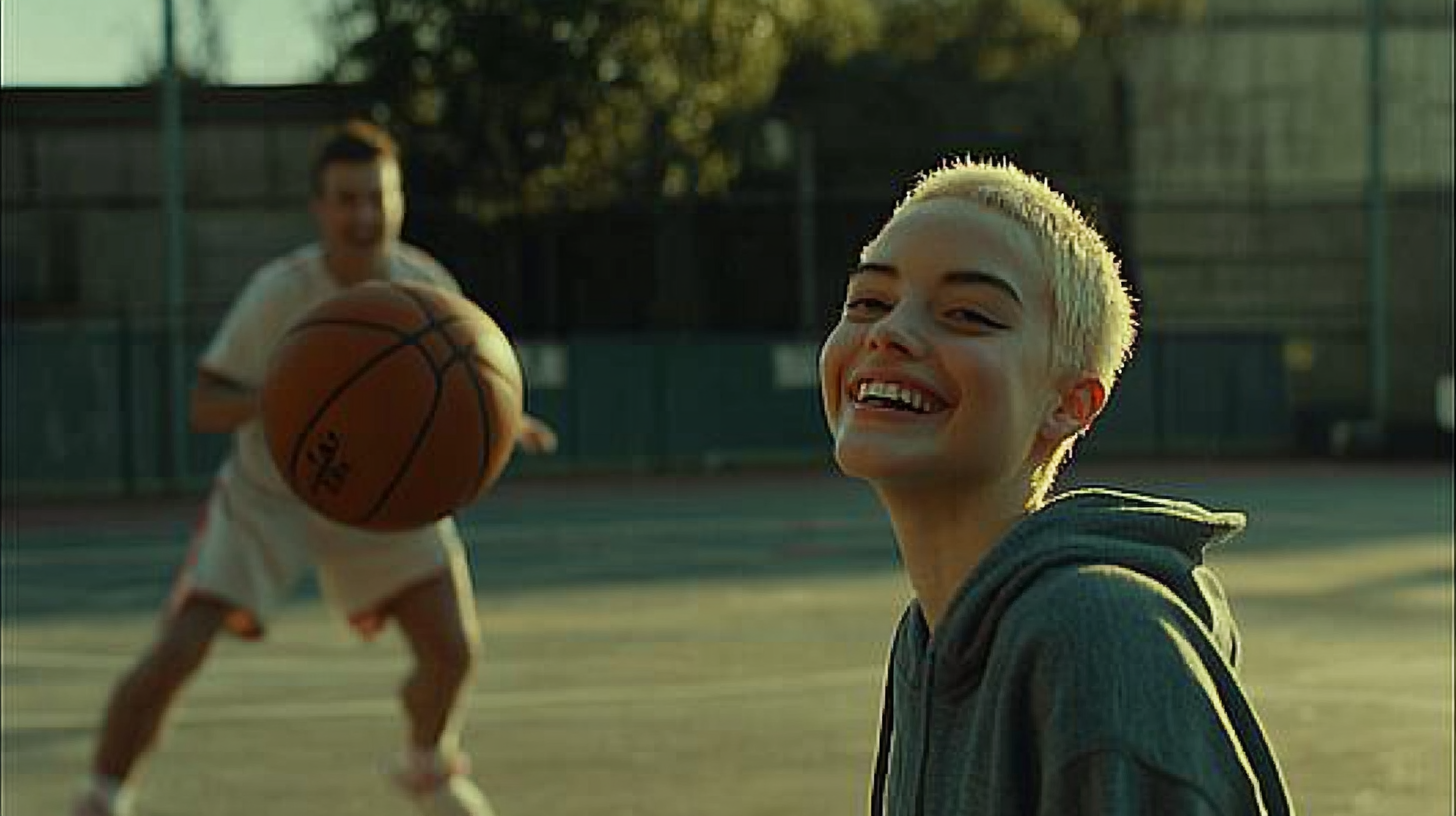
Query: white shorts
169 460 472 640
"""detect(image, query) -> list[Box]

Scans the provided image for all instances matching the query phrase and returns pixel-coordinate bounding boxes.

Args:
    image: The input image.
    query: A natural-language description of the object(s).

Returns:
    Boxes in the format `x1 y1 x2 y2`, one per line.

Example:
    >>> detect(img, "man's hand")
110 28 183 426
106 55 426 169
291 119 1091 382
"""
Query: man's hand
190 369 261 434
516 413 559 454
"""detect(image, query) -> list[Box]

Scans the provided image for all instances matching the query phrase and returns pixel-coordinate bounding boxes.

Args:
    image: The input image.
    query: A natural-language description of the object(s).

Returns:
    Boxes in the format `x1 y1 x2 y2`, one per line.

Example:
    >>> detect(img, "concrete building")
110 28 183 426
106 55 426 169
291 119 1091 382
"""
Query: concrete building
1124 0 1454 442
2 85 365 319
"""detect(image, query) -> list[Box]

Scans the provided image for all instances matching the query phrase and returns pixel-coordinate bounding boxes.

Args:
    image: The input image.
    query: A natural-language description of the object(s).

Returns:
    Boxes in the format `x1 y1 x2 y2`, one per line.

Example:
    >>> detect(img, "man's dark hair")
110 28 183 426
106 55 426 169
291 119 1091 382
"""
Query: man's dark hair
310 119 399 195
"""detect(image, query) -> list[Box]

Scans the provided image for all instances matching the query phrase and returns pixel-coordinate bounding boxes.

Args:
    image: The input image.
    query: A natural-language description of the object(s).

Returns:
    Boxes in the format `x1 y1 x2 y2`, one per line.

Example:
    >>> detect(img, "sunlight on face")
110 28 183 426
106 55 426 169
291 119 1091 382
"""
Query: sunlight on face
818 198 1060 491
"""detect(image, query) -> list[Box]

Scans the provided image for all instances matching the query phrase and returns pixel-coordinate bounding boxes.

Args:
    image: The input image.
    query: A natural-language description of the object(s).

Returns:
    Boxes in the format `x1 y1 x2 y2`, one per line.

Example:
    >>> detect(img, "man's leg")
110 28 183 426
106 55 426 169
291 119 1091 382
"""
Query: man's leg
383 570 495 816
74 597 230 815
93 597 229 776
386 570 480 751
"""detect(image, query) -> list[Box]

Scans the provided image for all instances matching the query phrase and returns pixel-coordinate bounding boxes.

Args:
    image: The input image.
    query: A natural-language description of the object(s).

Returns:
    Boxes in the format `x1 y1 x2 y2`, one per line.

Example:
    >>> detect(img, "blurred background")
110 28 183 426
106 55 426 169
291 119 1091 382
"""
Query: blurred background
1 0 1452 495
1 5 1452 816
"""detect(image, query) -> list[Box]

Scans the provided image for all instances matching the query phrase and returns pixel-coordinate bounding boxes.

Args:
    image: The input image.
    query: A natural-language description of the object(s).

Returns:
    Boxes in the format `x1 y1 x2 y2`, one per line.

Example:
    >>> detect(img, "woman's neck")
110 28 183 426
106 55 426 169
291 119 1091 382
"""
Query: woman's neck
876 476 1030 634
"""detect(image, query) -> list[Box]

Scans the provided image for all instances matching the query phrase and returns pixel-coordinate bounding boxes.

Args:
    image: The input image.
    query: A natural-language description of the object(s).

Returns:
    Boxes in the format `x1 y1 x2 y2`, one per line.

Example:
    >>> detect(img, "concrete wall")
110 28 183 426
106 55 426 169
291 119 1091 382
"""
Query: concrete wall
1128 24 1452 192
1 87 361 315
1125 4 1454 435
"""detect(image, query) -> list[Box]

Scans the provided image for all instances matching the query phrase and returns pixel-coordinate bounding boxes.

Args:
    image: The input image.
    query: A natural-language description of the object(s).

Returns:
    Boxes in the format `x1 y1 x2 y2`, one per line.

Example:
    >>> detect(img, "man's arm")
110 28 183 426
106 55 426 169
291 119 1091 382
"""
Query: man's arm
190 369 260 434
515 413 558 454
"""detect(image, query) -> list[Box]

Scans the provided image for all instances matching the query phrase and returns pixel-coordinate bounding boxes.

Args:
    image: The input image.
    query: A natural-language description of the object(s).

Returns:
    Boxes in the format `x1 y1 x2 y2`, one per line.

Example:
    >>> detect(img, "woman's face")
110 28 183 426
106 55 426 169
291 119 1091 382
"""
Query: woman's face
819 198 1063 492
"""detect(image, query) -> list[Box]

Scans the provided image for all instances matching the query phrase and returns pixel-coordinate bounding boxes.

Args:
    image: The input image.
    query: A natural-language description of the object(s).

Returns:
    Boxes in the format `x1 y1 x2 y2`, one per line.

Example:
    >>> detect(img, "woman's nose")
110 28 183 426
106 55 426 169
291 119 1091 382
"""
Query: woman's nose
865 308 927 357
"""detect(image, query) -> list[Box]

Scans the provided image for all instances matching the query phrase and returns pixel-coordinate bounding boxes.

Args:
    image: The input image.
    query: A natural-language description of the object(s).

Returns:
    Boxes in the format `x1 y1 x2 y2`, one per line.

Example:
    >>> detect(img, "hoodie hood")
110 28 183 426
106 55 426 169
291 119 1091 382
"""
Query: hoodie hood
893 487 1247 699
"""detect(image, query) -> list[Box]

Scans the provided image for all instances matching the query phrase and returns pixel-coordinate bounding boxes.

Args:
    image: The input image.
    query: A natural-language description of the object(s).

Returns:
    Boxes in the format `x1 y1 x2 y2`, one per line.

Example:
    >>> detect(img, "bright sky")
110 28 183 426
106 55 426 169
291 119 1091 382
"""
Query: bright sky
1 0 339 87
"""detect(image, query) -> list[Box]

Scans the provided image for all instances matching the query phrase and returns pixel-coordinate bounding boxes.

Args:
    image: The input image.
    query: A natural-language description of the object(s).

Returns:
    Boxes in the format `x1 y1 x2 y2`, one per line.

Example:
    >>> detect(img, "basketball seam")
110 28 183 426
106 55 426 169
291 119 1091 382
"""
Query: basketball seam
395 284 443 325
395 280 520 383
410 283 494 506
284 316 459 504
359 337 447 526
441 345 494 502
357 288 458 526
285 338 418 491
285 318 411 339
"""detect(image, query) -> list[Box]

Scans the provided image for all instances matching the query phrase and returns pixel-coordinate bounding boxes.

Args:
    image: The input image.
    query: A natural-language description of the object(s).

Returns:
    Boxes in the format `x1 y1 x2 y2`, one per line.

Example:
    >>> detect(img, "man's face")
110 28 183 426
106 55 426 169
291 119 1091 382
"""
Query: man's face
818 198 1062 491
311 157 404 261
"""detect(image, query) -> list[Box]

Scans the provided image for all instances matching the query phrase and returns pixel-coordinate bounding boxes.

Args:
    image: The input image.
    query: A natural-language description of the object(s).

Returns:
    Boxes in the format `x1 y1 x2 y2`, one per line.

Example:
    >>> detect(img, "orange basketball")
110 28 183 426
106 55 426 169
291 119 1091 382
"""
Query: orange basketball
260 280 523 531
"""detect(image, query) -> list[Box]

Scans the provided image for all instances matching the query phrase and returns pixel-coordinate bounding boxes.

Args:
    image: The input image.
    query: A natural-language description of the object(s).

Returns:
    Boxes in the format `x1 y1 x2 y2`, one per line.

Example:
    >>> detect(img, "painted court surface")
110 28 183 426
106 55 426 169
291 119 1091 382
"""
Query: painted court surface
2 461 1452 816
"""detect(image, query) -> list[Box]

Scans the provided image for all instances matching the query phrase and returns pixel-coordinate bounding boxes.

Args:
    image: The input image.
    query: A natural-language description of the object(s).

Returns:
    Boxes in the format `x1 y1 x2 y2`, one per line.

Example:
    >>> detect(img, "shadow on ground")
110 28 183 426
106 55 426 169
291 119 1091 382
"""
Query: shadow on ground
3 462 1451 622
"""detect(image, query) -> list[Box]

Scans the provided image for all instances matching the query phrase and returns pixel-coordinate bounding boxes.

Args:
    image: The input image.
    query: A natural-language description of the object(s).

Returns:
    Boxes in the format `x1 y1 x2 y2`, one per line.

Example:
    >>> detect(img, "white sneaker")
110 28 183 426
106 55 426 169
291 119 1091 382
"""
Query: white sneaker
385 752 497 816
70 786 134 816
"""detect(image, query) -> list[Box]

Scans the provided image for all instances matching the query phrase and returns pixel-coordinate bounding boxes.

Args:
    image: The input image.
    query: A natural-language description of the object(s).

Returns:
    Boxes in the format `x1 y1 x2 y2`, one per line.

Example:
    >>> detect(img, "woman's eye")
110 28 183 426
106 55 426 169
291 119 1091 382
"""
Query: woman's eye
844 297 892 315
947 308 1009 330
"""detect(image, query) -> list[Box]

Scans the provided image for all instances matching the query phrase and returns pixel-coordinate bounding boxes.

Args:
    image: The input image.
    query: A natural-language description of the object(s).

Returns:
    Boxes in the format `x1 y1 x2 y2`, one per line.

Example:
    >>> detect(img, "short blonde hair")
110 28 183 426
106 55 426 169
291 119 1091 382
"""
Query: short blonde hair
897 157 1137 503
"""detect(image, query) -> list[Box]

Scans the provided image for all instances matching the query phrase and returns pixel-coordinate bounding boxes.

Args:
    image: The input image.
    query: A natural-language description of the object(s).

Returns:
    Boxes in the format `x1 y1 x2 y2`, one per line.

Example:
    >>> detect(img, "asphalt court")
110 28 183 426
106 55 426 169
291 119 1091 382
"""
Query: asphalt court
2 461 1452 815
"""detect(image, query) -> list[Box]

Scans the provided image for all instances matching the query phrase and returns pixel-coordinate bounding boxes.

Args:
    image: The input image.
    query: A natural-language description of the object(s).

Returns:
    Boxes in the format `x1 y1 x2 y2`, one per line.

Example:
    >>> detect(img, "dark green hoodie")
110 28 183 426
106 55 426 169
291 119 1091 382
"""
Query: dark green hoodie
870 488 1294 816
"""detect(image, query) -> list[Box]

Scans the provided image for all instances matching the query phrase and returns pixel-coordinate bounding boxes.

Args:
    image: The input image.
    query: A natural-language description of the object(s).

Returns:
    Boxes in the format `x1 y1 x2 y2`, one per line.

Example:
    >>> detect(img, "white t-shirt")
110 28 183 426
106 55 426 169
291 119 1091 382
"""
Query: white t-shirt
199 242 461 494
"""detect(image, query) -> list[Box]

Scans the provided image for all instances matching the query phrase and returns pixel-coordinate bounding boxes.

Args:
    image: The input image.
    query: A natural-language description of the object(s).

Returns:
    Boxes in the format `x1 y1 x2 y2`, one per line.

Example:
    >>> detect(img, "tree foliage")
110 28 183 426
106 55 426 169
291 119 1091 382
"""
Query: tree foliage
322 0 1202 217
874 0 1204 76
761 0 1205 194
324 0 878 216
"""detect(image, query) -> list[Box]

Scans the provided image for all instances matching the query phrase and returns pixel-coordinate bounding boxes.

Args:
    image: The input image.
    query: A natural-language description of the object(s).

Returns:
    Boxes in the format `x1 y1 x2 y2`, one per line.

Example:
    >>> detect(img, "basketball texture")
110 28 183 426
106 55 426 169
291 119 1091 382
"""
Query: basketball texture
260 281 523 531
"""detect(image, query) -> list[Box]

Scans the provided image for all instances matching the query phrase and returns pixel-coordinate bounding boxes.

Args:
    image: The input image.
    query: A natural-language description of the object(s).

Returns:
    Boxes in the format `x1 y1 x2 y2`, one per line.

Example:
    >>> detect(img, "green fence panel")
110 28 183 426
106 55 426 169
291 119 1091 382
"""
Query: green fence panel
564 338 661 466
658 338 827 465
2 326 1295 497
1158 334 1292 455
2 320 129 492
115 318 235 491
1080 346 1161 458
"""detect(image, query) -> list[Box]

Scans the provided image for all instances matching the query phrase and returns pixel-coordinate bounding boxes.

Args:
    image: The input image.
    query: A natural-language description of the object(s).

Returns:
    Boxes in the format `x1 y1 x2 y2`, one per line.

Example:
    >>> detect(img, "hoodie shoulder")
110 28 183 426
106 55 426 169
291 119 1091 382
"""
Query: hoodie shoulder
995 562 1250 765
1007 560 1209 649
936 487 1246 671
988 561 1273 811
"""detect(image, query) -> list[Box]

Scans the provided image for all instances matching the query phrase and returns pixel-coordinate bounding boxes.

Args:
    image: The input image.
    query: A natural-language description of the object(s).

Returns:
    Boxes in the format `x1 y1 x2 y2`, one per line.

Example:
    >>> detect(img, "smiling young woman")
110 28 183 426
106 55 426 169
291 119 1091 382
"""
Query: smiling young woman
822 157 1295 816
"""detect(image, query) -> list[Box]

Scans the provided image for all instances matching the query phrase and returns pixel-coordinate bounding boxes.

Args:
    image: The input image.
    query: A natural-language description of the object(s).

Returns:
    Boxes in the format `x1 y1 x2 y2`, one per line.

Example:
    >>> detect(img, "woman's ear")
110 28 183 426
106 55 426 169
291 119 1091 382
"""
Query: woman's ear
1041 376 1107 444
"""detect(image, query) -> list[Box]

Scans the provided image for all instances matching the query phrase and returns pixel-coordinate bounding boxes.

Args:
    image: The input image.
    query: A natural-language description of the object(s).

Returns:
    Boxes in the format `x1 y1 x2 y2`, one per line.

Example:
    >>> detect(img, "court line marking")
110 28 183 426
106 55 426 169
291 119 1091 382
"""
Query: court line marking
1252 683 1456 715
1274 655 1455 686
1 666 881 731
1 648 394 675
0 514 887 568
6 642 1454 733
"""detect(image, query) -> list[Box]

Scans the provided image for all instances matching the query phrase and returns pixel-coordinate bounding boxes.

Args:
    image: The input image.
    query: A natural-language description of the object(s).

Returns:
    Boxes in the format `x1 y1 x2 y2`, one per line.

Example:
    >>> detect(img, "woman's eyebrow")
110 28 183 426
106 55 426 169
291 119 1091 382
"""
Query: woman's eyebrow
852 262 1023 305
941 270 1023 305
852 262 897 278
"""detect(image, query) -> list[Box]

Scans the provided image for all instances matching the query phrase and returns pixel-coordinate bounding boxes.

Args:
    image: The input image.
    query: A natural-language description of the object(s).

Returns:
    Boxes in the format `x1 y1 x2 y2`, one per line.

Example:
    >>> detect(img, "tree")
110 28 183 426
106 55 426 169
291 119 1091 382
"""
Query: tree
868 0 1203 78
322 0 1204 218
322 0 879 217
758 0 1206 198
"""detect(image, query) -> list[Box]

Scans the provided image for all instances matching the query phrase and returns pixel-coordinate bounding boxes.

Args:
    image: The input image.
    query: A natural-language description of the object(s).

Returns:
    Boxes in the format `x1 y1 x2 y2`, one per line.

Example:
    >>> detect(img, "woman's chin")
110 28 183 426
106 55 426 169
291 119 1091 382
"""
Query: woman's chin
833 439 933 482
